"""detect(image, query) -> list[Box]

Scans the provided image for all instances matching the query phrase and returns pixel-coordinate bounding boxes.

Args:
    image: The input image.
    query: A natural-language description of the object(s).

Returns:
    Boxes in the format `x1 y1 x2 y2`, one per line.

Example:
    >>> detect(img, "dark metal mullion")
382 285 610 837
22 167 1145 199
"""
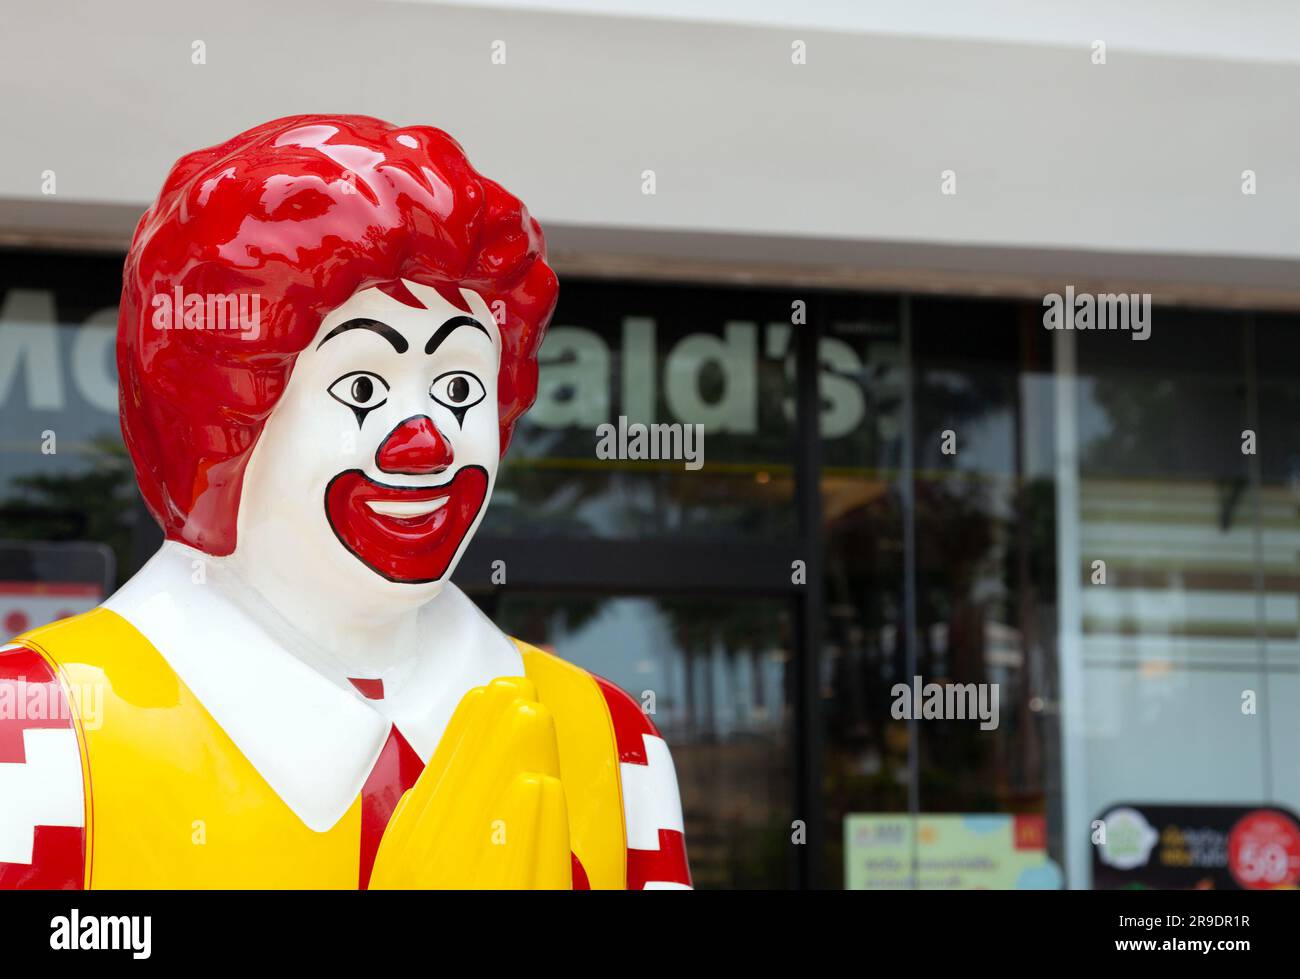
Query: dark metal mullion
899 296 921 887
794 299 826 890
456 536 801 595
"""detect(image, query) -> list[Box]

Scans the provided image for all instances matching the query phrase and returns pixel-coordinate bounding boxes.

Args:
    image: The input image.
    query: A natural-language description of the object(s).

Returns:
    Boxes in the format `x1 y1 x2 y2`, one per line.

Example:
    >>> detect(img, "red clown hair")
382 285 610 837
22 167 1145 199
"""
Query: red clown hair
117 115 558 556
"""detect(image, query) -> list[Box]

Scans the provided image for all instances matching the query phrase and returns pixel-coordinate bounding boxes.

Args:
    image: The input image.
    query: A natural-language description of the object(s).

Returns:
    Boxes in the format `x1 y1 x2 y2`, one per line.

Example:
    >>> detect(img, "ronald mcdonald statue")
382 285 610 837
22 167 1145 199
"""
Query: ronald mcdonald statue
0 116 690 890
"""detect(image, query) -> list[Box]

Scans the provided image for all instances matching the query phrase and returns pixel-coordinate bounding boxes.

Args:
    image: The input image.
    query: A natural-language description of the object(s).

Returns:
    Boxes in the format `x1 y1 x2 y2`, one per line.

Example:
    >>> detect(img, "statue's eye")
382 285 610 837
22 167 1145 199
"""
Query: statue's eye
328 371 389 426
430 371 485 425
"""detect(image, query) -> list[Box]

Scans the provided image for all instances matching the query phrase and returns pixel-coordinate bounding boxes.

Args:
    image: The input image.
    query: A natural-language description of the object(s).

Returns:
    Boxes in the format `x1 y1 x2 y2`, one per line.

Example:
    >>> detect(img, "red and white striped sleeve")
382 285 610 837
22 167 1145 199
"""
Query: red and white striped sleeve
593 676 692 890
0 643 87 889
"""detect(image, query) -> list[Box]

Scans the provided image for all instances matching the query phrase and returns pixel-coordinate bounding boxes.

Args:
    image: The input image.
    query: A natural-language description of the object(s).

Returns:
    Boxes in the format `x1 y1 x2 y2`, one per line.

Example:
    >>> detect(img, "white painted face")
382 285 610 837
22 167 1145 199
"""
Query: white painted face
233 280 501 616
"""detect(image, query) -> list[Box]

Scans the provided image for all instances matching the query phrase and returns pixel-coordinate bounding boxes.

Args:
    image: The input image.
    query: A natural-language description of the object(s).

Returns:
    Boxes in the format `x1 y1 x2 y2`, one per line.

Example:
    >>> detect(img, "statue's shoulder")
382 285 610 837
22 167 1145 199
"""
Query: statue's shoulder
509 638 664 755
0 629 90 889
8 607 128 668
1 610 101 733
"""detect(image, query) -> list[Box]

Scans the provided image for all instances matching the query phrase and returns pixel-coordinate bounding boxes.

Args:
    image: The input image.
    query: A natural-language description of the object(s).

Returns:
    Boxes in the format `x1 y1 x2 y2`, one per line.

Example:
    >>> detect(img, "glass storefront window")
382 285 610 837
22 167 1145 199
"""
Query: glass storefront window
1255 313 1300 812
1067 311 1267 885
824 296 1064 888
910 299 1059 841
817 295 909 884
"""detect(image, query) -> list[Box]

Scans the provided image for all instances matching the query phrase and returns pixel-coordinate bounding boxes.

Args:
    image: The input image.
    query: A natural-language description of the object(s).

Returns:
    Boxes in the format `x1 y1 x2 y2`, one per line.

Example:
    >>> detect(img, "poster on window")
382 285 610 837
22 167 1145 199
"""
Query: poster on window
844 813 1062 889
1093 803 1300 889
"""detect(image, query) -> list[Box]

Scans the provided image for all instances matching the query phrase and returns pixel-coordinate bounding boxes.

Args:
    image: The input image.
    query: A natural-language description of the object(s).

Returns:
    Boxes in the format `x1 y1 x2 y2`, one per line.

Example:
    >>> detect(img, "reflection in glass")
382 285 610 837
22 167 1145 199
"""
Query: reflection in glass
482 591 794 889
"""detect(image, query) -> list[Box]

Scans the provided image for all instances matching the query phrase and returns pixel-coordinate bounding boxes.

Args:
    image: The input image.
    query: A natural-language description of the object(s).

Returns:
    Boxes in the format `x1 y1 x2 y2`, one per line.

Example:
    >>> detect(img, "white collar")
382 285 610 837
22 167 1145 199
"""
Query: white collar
104 542 523 832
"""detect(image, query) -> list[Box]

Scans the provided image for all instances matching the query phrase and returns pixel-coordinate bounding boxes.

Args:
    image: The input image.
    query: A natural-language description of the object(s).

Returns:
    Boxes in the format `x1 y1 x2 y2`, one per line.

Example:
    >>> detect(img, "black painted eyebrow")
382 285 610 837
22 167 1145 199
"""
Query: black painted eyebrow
425 316 489 355
316 318 409 353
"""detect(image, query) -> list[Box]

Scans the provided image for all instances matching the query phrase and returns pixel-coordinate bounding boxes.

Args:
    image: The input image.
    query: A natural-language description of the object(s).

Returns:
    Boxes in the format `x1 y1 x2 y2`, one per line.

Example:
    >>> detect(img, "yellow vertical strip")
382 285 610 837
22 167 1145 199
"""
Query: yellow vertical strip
517 640 627 889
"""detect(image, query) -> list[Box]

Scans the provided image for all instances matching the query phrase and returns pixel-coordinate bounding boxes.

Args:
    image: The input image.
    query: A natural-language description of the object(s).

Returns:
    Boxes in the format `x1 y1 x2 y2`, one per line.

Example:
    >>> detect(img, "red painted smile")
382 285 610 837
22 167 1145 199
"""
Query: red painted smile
324 466 488 583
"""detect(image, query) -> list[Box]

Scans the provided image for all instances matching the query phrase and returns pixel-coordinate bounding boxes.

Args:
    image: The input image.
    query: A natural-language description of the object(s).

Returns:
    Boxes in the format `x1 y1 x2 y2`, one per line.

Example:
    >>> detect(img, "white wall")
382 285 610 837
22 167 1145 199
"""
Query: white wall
1 0 1298 300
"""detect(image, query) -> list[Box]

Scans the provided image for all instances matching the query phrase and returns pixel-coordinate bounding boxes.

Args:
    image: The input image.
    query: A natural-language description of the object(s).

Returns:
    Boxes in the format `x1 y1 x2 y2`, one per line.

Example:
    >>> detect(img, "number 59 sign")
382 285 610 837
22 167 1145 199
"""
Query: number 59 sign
1228 810 1300 889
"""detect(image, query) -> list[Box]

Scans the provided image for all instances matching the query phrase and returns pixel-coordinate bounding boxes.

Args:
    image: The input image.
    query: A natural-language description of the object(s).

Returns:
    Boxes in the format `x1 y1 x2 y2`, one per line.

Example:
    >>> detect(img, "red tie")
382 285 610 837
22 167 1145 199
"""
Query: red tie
358 725 425 889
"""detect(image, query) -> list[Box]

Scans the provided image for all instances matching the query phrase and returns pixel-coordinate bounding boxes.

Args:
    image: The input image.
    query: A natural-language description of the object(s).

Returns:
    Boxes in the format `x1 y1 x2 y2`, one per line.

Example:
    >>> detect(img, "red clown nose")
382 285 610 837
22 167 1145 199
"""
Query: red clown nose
376 416 454 475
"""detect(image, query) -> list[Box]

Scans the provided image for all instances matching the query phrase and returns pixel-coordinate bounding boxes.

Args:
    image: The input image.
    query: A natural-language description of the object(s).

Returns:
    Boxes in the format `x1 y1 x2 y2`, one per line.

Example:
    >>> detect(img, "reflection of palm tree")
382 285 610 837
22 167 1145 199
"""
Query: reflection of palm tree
825 362 1011 801
914 478 1001 809
0 435 135 587
656 596 784 740
824 336 1058 851
653 595 791 889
